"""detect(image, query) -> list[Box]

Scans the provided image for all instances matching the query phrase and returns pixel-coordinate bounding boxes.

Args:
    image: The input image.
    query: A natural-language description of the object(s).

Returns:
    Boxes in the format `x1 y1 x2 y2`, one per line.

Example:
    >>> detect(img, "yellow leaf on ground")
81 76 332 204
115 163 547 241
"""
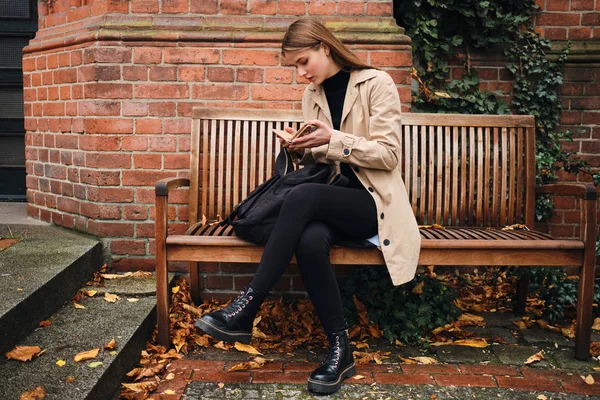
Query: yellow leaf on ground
73 348 99 362
217 382 225 389
126 363 166 381
355 343 369 349
65 376 75 383
399 357 418 364
101 272 133 280
561 327 575 339
88 361 103 368
39 320 51 328
412 281 424 295
457 313 485 324
84 290 97 297
524 350 544 365
104 339 116 350
6 346 42 362
121 381 158 393
171 286 180 294
56 360 66 367
409 356 438 364
353 375 366 380
228 360 266 371
104 293 119 303
19 386 46 399
164 389 176 395
432 339 488 348
234 342 262 355
127 298 139 302
583 374 595 385
172 330 186 353
73 302 85 309
181 303 203 316
213 341 231 351
537 395 548 400
165 372 175 380
592 318 600 331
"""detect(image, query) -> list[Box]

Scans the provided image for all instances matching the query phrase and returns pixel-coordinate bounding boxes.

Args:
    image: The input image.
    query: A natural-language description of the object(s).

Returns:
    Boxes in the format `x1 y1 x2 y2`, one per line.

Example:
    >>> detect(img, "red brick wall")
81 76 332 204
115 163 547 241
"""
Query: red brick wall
24 0 412 291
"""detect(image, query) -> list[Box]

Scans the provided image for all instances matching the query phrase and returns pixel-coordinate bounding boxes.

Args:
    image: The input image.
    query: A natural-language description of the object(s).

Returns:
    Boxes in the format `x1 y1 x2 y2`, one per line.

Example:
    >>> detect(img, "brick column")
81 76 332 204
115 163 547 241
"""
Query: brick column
23 0 412 283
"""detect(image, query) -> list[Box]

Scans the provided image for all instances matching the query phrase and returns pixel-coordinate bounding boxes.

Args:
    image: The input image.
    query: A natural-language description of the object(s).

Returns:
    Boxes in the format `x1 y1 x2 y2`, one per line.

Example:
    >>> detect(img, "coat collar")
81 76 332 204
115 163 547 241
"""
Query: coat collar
307 68 379 128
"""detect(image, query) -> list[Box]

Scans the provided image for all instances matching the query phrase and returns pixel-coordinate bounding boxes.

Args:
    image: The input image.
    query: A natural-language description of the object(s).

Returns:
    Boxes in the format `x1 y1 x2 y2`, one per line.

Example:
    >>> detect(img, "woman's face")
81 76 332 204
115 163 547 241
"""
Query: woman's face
285 45 339 86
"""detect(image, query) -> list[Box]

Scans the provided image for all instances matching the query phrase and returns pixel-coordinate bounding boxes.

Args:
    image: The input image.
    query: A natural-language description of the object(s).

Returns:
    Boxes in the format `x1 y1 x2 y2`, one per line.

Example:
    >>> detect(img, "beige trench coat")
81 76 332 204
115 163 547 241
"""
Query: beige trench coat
297 68 421 286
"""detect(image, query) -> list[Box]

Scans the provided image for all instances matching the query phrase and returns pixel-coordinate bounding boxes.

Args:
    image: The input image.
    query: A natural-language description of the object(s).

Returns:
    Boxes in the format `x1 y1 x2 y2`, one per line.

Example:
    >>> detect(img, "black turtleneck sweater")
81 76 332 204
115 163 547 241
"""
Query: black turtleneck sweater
322 69 364 191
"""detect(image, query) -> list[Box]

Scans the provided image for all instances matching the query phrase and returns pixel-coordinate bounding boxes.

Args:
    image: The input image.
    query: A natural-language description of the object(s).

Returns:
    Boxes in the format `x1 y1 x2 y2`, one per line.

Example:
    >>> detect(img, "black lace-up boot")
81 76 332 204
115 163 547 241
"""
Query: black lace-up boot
194 286 265 344
307 329 356 394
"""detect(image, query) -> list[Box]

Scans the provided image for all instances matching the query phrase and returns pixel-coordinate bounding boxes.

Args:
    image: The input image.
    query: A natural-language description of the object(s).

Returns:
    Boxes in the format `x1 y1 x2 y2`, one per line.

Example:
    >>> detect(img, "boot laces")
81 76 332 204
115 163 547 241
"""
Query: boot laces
325 334 342 368
224 290 253 318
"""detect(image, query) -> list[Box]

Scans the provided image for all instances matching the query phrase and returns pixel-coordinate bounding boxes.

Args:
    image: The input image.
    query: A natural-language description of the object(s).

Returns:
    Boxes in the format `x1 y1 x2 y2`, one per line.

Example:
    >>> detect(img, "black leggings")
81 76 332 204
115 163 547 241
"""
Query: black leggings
250 183 378 334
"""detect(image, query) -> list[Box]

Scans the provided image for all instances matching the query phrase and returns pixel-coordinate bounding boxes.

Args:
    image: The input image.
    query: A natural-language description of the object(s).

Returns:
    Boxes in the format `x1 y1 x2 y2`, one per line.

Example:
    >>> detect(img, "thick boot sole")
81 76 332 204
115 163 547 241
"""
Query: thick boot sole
307 363 356 394
194 317 252 344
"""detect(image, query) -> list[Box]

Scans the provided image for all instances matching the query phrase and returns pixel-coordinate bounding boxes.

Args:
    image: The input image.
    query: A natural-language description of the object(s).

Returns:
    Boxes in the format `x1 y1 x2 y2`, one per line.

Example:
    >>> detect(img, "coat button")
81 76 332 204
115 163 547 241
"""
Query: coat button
368 187 374 192
343 148 350 156
383 239 390 246
380 213 384 219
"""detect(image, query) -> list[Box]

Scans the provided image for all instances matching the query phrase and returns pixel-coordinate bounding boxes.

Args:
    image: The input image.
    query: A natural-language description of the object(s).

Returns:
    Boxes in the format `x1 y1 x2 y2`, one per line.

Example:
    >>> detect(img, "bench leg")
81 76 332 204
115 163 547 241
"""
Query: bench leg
190 261 201 306
515 276 528 315
575 258 595 360
156 196 170 348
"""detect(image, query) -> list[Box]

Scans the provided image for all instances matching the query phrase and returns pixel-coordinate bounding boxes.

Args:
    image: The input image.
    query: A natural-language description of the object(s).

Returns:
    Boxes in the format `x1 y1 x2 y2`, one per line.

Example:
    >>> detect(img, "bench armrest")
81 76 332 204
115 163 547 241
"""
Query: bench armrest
536 183 598 200
155 177 190 196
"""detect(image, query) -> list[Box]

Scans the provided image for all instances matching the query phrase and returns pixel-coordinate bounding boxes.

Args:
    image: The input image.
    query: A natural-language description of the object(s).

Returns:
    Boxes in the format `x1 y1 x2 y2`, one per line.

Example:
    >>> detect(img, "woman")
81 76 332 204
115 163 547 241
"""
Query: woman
195 18 421 394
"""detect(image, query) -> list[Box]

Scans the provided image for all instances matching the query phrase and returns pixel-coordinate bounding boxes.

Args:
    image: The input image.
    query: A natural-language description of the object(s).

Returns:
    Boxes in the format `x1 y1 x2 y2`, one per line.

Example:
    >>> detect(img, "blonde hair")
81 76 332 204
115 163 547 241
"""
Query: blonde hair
282 19 372 71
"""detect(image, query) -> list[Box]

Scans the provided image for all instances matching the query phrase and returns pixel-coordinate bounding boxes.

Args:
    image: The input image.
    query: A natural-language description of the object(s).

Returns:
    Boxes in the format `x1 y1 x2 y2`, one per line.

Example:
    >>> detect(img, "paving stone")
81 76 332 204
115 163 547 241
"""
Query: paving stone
551 348 600 371
434 345 500 364
492 344 553 367
476 312 521 329
182 382 594 399
521 327 572 347
463 327 519 344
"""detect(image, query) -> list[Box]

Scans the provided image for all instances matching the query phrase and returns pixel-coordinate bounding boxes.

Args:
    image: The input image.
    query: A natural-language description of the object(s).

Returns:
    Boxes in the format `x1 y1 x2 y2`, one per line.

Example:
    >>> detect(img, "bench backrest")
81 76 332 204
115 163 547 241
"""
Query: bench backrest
190 108 536 228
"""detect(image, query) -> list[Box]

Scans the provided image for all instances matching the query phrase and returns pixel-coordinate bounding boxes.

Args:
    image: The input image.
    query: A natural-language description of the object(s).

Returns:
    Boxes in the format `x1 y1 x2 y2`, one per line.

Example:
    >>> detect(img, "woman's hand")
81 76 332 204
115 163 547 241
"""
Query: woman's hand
289 119 332 151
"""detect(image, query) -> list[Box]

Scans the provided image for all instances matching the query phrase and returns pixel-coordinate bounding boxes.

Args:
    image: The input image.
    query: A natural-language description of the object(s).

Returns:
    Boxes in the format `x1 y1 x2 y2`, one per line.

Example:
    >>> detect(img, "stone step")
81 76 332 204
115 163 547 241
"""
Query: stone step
0 224 102 355
0 274 164 400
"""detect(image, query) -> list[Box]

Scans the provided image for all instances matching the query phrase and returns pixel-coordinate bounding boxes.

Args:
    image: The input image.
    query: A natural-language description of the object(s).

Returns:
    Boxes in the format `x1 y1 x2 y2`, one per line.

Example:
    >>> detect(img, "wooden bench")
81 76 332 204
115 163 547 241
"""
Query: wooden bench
155 108 598 360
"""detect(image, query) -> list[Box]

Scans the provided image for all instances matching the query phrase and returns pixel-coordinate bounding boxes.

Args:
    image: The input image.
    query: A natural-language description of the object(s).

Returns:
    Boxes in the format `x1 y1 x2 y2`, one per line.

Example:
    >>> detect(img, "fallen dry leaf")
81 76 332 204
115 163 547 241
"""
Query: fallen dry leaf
432 339 489 348
583 374 595 385
228 360 265 371
164 389 176 395
592 318 600 331
73 348 99 362
172 286 180 294
524 350 544 365
537 395 548 400
65 376 75 383
73 302 85 309
39 320 51 328
101 272 133 280
104 293 119 303
412 281 424 295
126 298 139 303
6 346 42 362
399 357 418 364
234 342 262 355
121 381 158 393
88 361 103 368
457 313 485 324
84 290 97 297
126 363 166 381
217 382 225 389
409 356 438 364
56 360 66 367
165 372 175 380
561 327 575 339
353 375 366 380
19 386 46 399
104 339 117 350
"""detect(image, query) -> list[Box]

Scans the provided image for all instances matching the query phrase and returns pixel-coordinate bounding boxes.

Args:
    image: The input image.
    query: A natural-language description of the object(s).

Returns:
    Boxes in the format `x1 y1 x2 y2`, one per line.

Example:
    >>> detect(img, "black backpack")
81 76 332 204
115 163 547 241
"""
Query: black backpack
222 149 333 245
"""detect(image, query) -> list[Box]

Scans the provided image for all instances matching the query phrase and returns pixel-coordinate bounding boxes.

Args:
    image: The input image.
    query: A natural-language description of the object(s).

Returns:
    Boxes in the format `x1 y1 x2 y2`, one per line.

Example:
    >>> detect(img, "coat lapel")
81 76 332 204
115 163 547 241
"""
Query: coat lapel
308 86 332 126
341 69 378 129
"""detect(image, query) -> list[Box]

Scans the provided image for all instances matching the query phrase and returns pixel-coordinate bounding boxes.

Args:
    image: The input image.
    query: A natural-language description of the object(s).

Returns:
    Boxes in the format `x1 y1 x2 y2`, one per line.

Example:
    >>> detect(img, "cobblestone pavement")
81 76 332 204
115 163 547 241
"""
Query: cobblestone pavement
147 312 600 399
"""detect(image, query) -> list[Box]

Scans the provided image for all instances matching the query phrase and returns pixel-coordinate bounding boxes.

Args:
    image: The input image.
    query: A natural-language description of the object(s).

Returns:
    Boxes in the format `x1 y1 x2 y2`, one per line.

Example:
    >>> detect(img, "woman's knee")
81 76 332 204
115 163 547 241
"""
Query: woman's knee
296 222 333 259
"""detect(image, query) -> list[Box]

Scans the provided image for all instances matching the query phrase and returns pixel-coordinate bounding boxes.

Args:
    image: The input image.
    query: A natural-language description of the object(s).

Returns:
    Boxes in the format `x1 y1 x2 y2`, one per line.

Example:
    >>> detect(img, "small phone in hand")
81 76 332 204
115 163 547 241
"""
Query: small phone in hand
273 123 317 144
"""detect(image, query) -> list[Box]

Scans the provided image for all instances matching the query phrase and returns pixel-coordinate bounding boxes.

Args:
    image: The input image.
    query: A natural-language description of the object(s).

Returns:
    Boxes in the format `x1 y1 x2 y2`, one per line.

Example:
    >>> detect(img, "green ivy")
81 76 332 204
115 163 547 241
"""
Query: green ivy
511 267 600 323
395 0 598 220
340 267 461 344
